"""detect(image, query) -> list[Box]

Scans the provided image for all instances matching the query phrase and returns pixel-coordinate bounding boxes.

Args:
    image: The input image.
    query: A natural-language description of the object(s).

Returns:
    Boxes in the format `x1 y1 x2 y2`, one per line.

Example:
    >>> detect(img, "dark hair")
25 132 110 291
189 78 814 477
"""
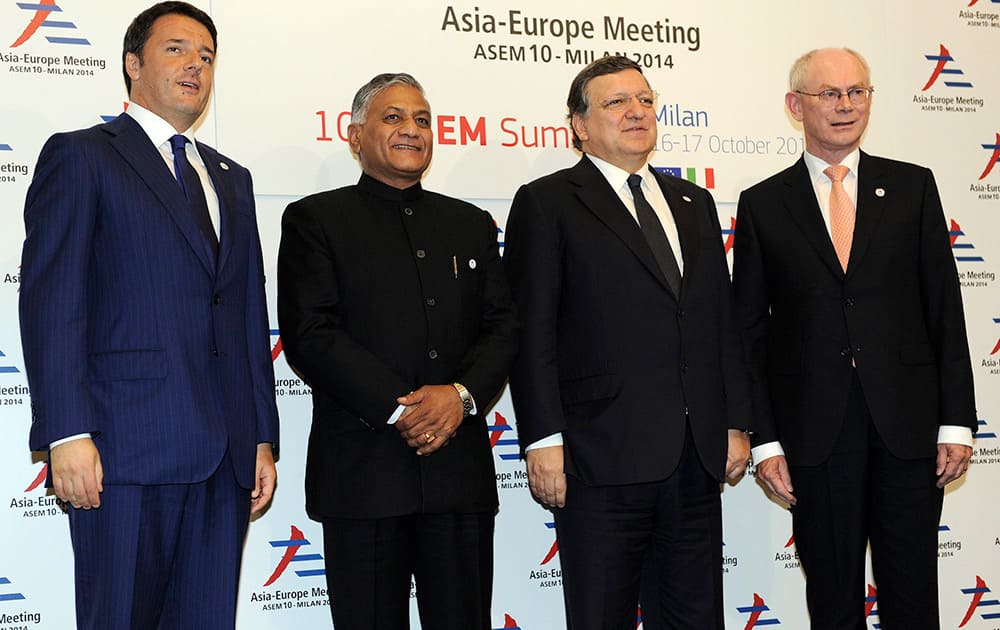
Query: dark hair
122 1 217 93
566 55 647 150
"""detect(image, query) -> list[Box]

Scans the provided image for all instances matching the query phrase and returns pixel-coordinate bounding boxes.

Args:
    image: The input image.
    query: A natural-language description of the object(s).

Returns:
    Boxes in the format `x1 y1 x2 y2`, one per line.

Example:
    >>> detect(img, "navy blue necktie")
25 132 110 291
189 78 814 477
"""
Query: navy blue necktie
169 134 219 259
627 174 681 296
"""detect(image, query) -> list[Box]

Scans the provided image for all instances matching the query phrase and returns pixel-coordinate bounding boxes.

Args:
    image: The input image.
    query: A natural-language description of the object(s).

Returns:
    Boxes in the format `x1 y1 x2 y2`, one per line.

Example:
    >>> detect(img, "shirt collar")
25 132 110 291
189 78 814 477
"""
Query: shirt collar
125 102 198 149
803 148 861 184
585 153 654 193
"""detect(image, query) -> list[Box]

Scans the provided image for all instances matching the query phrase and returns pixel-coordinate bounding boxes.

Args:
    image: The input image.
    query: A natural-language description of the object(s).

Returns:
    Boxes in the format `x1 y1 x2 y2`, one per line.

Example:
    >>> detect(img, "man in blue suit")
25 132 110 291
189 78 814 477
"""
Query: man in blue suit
18 2 279 628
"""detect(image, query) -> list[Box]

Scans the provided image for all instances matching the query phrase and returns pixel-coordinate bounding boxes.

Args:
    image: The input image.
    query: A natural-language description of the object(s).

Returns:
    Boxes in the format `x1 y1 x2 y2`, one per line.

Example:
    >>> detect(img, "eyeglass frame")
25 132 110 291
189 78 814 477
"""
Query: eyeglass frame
794 87 875 107
596 91 659 112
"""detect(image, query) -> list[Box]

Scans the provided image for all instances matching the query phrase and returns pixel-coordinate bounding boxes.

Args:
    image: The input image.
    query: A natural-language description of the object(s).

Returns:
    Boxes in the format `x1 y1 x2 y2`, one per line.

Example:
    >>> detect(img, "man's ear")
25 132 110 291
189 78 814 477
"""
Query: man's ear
785 91 804 122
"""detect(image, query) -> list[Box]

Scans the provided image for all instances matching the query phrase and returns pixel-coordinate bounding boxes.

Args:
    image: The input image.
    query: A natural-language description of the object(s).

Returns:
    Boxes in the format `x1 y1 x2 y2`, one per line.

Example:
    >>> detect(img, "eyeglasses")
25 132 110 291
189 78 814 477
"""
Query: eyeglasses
598 91 659 112
795 87 874 107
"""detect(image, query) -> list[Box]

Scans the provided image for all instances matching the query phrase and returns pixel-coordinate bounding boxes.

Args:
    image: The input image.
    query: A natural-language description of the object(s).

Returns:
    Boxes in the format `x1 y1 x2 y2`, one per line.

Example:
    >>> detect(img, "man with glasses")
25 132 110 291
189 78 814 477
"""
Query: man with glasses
504 55 751 630
733 48 976 629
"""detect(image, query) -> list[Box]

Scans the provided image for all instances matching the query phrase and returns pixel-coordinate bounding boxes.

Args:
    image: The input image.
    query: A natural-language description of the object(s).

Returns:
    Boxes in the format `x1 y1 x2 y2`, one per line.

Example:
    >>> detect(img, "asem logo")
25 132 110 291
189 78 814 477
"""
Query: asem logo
736 593 781 628
263 525 325 587
489 411 519 461
950 220 984 262
722 217 736 254
0 143 11 151
865 584 881 629
959 576 1000 626
0 576 26 602
0 350 20 373
540 521 559 565
655 166 715 190
11 0 92 47
922 44 973 90
493 613 521 629
269 329 283 362
968 0 1000 5
991 318 1000 356
976 419 997 439
24 463 46 492
979 133 1000 180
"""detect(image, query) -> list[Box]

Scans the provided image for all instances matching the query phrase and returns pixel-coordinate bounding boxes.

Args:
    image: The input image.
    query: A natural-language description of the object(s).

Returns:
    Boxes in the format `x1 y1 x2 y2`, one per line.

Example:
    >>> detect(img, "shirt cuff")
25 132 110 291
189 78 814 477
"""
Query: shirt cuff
50 433 92 449
750 440 785 464
526 433 564 451
938 425 973 447
386 404 406 425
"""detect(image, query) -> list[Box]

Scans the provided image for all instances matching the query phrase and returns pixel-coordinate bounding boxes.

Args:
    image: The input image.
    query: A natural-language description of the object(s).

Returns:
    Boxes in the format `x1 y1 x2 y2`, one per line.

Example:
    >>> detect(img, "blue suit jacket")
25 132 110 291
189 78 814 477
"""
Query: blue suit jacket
20 113 279 489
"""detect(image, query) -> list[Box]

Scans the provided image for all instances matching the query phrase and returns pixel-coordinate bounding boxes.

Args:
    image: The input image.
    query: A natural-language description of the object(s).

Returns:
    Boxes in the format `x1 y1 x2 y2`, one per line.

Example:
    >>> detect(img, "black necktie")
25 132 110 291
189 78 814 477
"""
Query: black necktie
169 134 219 259
627 174 681 296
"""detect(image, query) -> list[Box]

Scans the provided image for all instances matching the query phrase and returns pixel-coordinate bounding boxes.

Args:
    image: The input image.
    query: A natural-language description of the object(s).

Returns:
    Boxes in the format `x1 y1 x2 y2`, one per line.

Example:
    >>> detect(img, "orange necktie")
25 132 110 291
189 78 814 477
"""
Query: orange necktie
824 164 855 272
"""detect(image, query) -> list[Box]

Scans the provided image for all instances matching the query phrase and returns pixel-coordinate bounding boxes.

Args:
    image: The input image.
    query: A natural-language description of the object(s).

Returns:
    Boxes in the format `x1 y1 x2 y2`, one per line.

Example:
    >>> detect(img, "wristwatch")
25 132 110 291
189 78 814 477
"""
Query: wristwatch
452 382 474 417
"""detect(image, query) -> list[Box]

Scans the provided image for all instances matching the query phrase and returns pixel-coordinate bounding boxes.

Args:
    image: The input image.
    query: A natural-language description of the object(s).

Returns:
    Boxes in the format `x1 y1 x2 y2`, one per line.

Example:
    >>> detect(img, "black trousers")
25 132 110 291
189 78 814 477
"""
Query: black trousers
322 511 494 630
554 426 724 630
790 372 943 630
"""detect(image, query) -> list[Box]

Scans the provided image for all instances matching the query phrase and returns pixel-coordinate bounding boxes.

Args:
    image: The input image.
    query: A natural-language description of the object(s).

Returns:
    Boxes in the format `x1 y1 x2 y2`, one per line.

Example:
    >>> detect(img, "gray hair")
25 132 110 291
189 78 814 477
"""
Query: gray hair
789 48 871 92
350 73 425 124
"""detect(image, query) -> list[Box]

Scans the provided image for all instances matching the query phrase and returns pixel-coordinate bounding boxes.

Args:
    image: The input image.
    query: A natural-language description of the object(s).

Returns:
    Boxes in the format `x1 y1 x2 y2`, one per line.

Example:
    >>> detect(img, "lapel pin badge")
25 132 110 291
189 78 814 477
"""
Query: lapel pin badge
468 258 477 270
682 195 692 203
875 187 885 197
220 162 230 171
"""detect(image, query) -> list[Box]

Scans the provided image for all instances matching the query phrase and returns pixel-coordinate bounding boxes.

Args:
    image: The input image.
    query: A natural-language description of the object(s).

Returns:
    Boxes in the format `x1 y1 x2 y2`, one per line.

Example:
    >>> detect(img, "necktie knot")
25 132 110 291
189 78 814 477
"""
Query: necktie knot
169 133 188 154
627 173 643 191
824 164 849 184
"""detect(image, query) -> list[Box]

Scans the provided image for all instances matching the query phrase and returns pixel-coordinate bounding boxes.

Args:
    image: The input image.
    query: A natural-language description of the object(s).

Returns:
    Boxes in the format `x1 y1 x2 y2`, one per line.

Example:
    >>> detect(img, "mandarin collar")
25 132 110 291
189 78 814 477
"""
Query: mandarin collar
357 172 424 202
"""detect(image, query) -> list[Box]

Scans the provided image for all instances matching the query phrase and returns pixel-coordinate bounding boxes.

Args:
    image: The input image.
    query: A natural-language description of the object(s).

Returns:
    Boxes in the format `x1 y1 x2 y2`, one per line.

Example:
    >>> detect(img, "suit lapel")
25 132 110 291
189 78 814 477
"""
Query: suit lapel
782 157 843 278
848 151 887 279
568 158 675 296
106 114 216 276
651 168 699 300
199 142 236 273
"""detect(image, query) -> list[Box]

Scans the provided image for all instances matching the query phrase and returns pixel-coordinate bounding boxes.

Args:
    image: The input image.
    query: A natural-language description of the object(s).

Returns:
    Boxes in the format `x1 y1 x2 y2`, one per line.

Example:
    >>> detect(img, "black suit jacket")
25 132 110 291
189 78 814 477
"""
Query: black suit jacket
503 157 750 485
733 152 977 466
277 174 518 519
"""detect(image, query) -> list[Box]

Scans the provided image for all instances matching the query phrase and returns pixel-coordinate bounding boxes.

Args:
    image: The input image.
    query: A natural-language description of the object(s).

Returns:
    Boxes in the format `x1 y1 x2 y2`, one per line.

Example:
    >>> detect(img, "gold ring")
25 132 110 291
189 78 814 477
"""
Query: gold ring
425 433 436 444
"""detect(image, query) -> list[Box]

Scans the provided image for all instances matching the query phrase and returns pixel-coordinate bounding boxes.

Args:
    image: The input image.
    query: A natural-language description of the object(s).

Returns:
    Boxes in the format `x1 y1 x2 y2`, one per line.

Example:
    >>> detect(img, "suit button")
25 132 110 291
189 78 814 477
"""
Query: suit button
212 348 219 357
854 345 862 354
680 362 689 372
844 297 855 307
403 207 413 216
428 349 438 359
840 348 851 358
426 297 436 307
416 249 426 259
213 294 222 305
677 309 685 318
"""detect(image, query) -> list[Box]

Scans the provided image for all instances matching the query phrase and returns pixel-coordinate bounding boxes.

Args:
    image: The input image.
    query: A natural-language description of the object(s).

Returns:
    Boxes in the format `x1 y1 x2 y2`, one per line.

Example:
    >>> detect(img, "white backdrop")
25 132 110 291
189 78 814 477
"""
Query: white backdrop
1 1 998 628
